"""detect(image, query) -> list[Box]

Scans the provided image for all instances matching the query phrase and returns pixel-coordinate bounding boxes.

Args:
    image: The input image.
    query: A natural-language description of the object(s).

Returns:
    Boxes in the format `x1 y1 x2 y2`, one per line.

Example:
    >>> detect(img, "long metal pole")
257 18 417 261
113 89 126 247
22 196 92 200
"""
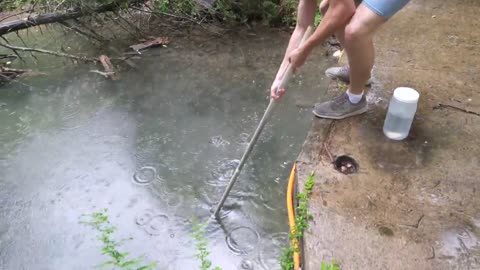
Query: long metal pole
212 26 315 218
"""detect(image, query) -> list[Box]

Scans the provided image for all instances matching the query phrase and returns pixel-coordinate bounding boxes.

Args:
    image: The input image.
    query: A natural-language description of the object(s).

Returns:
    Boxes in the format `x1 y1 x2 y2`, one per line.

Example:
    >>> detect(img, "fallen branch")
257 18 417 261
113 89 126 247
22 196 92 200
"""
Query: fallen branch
0 42 97 63
0 67 45 86
0 0 146 36
89 70 115 78
433 103 479 117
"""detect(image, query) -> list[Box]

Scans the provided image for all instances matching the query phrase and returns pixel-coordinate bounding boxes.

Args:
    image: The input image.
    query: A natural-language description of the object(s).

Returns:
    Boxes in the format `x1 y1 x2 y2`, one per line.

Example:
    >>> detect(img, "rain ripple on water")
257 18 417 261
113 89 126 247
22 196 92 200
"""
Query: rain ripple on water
210 135 230 147
225 226 260 255
208 159 240 187
135 209 170 236
133 166 157 185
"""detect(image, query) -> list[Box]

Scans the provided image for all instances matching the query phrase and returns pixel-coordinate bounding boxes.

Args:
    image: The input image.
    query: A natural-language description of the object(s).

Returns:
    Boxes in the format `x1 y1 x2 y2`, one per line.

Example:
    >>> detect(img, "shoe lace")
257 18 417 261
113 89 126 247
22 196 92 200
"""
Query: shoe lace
333 93 348 105
339 65 350 75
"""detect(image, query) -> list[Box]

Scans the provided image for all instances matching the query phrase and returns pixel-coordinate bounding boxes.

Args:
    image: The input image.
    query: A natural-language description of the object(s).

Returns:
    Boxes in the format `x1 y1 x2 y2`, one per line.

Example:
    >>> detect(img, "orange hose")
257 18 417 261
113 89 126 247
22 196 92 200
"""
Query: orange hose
286 164 300 270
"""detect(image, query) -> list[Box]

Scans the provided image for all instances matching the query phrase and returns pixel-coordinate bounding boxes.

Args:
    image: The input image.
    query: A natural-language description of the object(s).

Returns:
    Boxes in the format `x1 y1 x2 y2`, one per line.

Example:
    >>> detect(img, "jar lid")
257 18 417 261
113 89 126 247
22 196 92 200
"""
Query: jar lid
393 87 419 103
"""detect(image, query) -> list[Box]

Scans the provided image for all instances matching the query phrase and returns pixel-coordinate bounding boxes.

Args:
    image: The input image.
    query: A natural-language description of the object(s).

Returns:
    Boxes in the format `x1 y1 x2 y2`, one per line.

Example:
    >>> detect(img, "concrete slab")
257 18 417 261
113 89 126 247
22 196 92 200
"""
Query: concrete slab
296 0 480 269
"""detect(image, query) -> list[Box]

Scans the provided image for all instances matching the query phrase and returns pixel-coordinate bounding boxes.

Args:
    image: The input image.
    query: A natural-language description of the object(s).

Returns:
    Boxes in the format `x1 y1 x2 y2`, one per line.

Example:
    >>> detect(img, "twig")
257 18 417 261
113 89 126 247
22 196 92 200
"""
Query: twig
0 42 97 63
70 19 136 69
113 10 144 37
0 10 33 22
433 103 480 116
131 6 224 36
90 70 115 78
73 18 108 42
323 143 334 163
426 246 435 260
27 0 40 20
15 32 39 64
0 36 24 63
104 12 138 38
399 214 424 229
58 21 103 43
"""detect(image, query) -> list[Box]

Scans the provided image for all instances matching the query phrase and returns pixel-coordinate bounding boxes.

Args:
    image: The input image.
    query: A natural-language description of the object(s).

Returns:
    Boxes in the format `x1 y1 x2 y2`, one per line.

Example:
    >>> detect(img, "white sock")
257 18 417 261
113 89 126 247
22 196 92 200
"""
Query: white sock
346 89 364 104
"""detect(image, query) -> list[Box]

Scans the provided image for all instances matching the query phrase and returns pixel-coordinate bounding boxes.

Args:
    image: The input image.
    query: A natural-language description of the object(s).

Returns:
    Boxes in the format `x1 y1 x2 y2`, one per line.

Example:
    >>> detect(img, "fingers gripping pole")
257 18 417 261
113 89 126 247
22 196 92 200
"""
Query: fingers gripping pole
276 26 315 94
212 26 314 218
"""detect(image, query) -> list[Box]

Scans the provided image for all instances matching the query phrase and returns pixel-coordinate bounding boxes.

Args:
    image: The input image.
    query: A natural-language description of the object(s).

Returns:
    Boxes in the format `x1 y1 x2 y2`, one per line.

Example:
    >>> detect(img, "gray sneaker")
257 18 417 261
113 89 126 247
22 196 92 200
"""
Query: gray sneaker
313 92 368 119
325 65 372 85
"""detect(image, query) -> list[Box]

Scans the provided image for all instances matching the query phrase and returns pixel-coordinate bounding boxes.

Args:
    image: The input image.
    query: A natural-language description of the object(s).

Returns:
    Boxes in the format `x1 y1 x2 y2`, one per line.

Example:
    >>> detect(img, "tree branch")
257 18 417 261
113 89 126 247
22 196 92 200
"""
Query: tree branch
0 42 97 63
0 0 146 36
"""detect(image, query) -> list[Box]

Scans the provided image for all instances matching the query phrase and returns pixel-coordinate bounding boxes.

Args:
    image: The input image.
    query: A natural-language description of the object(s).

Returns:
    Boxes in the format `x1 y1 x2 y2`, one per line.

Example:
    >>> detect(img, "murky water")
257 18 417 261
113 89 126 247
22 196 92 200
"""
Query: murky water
0 27 330 269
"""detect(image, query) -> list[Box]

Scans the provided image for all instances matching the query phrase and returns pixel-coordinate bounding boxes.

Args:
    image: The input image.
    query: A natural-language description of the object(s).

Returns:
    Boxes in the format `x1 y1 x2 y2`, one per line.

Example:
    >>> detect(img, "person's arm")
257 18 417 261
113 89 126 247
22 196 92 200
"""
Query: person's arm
303 0 355 53
287 0 355 70
270 0 317 99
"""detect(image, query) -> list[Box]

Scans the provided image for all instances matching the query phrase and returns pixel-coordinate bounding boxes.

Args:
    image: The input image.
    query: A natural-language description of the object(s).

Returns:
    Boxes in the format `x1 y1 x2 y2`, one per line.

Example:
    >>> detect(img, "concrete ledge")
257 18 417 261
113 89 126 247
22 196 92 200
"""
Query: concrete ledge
296 0 480 269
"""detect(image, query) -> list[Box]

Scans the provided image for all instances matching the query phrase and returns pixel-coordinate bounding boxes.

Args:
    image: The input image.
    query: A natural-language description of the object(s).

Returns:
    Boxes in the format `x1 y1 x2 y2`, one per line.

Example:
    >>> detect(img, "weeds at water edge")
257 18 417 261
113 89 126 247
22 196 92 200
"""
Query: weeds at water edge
81 209 157 270
189 219 222 270
279 171 315 270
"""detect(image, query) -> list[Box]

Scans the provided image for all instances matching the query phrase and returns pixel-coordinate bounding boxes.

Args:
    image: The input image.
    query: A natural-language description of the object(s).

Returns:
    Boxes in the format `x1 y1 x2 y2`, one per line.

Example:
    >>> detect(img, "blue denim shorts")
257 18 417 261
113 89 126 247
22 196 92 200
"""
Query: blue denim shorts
363 0 411 19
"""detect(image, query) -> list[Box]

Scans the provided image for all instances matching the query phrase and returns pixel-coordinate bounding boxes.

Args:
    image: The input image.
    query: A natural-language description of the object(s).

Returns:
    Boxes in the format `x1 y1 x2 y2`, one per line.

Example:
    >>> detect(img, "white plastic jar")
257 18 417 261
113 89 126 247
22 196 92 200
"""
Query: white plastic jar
383 87 420 140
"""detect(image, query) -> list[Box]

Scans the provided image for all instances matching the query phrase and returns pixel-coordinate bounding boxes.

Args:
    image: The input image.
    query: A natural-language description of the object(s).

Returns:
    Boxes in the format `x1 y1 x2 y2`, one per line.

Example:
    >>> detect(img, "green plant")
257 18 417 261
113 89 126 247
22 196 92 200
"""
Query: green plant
81 209 157 270
189 219 222 270
152 0 200 17
314 10 323 27
279 171 315 270
320 260 341 270
280 0 298 26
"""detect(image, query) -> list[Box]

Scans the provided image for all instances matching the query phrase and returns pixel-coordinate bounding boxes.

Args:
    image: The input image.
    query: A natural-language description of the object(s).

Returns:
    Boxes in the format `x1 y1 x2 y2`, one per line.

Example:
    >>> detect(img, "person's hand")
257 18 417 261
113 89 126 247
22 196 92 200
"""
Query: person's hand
288 46 310 71
270 78 286 100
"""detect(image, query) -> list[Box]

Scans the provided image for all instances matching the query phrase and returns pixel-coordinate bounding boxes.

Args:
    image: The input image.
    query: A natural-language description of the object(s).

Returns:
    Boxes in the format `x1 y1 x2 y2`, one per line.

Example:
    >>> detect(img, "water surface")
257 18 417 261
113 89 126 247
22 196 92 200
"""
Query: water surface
0 27 330 269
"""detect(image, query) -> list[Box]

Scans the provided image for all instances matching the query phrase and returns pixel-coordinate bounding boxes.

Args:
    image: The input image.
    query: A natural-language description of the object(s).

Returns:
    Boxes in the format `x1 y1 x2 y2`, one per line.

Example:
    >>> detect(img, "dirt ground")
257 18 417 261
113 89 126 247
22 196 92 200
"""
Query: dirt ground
295 0 480 269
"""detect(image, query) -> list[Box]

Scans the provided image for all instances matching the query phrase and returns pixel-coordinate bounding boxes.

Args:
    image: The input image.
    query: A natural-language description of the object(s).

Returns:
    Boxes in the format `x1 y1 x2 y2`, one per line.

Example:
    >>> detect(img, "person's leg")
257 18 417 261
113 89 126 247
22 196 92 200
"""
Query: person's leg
313 0 411 119
344 4 386 95
322 0 369 84
324 0 410 85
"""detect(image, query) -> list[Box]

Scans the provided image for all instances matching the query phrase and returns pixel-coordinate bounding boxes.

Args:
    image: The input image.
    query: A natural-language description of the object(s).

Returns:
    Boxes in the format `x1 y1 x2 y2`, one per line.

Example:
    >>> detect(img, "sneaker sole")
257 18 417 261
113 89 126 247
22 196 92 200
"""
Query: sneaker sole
312 105 369 120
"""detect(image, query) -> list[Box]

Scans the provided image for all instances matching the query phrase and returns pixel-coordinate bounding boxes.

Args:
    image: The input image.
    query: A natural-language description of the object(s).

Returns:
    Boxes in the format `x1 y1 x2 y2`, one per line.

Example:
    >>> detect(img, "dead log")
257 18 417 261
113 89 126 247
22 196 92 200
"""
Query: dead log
0 1 146 36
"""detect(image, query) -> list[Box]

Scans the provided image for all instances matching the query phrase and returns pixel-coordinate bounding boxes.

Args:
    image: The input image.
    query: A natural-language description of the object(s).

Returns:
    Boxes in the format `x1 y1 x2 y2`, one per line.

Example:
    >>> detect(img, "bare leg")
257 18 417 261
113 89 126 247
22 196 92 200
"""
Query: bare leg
344 4 386 94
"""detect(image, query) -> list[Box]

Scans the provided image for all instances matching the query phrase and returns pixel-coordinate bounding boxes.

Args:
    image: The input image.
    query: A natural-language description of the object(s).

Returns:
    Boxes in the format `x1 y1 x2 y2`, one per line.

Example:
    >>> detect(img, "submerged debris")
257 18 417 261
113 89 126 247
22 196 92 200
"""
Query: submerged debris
129 36 170 53
98 55 118 80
